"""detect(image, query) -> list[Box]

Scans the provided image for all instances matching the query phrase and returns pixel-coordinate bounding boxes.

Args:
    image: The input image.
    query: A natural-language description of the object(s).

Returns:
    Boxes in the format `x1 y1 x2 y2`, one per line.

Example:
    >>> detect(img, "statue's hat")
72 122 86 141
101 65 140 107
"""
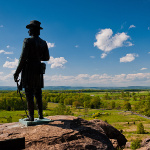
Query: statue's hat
26 20 43 29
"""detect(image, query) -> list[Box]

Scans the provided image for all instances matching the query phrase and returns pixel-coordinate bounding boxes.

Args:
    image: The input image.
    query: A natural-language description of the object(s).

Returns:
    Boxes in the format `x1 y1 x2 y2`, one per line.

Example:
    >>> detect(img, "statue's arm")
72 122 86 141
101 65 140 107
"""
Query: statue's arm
41 42 50 61
14 39 29 76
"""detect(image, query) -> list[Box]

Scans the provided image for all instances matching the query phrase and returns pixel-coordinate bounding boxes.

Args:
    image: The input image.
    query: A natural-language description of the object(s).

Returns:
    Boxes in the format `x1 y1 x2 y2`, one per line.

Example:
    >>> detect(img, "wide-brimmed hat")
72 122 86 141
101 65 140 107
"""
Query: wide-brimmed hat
26 20 43 29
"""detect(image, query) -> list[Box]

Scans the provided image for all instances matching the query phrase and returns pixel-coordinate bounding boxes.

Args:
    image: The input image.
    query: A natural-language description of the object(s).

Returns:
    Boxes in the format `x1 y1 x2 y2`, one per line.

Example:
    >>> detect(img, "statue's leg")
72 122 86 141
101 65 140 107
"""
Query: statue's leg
25 88 34 121
34 88 43 119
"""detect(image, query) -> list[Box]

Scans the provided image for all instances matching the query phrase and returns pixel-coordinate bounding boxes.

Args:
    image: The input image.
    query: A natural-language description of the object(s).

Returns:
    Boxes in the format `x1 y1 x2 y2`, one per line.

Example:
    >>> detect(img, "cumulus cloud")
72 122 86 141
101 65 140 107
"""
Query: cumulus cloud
90 56 95 59
101 53 107 59
3 58 18 68
48 56 67 68
0 50 13 54
126 41 134 46
120 53 139 63
148 27 150 30
129 25 136 29
76 74 90 80
0 25 3 28
140 68 147 70
46 41 55 48
75 45 79 48
44 72 150 86
0 70 17 85
94 28 132 58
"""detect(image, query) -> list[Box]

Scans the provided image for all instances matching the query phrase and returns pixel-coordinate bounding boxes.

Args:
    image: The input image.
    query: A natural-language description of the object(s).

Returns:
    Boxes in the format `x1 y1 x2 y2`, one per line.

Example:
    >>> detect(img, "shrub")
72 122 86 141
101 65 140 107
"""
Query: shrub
92 112 101 118
54 103 73 115
131 139 141 150
137 123 145 134
7 116 12 123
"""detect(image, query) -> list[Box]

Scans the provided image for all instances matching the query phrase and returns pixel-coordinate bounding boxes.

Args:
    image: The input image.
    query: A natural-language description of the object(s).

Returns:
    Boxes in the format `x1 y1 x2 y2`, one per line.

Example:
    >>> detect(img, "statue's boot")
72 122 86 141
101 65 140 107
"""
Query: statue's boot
25 102 34 121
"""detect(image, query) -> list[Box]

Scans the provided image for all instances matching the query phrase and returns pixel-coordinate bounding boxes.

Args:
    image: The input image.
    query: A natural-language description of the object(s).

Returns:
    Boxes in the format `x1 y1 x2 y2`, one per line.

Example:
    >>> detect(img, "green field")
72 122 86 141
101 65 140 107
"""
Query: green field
0 90 150 143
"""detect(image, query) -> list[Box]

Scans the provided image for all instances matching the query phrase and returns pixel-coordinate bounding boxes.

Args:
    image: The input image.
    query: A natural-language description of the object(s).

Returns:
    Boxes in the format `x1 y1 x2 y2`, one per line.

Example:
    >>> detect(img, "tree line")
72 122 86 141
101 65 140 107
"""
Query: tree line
0 90 150 117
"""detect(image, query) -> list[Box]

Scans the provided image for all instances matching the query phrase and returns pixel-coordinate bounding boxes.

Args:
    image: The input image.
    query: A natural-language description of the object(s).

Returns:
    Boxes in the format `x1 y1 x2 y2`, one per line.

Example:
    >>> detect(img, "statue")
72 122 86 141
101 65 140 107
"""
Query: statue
14 20 50 121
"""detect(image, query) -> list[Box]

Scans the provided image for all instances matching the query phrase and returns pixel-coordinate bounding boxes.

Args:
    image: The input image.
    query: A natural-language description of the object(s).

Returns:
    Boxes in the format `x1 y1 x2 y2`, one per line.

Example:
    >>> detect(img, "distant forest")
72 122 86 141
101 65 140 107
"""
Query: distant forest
0 89 150 117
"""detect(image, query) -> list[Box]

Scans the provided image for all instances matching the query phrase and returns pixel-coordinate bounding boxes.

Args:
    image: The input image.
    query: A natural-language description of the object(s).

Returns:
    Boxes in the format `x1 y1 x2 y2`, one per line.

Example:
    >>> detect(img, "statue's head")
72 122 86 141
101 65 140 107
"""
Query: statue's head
26 20 43 36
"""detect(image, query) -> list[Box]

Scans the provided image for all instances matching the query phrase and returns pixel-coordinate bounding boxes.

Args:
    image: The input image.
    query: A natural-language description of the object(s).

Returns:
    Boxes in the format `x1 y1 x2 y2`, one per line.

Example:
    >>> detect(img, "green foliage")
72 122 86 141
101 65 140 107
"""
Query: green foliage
131 139 141 150
73 101 82 108
103 93 111 100
7 116 12 123
2 89 150 119
54 103 73 115
92 112 101 118
111 101 116 109
123 101 131 111
92 111 109 118
137 123 145 134
90 96 101 109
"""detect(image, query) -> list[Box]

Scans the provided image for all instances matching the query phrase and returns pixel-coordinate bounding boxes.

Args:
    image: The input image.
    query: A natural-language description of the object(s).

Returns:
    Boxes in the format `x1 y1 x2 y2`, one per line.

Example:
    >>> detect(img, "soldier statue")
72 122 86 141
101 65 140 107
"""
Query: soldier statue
14 20 50 121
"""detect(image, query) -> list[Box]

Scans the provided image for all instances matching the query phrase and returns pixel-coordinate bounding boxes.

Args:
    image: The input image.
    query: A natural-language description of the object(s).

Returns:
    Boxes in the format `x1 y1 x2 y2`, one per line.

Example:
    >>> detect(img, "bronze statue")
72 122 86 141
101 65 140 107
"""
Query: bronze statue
14 20 50 121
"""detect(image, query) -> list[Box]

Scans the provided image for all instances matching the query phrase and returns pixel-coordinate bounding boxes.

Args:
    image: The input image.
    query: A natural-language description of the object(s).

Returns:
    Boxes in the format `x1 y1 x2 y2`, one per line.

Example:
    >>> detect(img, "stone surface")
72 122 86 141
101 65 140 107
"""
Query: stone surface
90 119 127 147
0 115 127 150
140 138 150 150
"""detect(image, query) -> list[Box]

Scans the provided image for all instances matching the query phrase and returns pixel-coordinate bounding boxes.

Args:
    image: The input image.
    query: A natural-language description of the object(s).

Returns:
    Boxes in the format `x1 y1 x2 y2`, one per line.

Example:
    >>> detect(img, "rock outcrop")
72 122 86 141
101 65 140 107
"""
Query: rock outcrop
0 115 127 150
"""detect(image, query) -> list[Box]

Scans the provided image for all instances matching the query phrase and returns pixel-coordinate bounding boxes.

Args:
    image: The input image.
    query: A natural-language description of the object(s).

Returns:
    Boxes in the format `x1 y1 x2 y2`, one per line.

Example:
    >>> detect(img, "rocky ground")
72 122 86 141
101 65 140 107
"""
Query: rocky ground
0 115 141 150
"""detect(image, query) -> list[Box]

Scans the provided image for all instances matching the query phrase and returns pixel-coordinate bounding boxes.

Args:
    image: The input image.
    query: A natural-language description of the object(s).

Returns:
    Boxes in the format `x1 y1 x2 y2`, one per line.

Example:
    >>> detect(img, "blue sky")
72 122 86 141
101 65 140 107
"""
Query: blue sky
0 0 150 87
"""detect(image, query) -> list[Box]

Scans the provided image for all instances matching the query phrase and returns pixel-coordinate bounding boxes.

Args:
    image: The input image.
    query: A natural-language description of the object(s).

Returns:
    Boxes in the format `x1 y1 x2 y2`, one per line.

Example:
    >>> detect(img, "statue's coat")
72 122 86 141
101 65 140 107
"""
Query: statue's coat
15 36 50 89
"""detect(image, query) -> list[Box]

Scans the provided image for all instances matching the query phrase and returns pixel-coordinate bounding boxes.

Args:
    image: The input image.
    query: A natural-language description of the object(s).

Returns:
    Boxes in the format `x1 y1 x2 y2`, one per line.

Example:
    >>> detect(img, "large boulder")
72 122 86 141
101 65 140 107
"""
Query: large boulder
141 138 150 149
0 116 127 150
90 119 127 147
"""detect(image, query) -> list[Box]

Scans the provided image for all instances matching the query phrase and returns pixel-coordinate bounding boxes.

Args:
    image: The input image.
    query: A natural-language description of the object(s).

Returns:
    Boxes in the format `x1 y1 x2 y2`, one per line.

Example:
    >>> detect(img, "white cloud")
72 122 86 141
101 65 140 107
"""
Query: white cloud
90 56 95 59
129 25 136 29
0 50 13 54
48 56 67 68
5 51 13 54
94 28 132 58
101 53 107 59
120 53 139 63
46 41 55 48
148 52 150 54
140 68 147 70
148 27 150 30
76 74 90 80
3 58 18 68
44 72 150 86
0 25 3 28
7 57 13 60
6 45 10 48
126 41 134 46
75 45 79 48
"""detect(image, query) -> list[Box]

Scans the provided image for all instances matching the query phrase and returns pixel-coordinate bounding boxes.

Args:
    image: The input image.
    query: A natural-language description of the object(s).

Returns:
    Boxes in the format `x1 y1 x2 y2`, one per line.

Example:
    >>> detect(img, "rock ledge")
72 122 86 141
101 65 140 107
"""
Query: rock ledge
0 115 127 150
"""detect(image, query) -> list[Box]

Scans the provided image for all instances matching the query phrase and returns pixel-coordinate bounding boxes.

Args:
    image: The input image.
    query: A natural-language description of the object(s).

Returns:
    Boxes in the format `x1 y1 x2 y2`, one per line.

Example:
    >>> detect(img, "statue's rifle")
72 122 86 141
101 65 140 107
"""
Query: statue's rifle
16 79 29 118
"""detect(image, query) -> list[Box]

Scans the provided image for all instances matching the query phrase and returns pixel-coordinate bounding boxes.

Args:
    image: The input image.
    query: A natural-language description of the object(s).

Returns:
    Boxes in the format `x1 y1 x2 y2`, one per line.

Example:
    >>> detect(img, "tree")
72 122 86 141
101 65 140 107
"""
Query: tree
137 123 145 134
73 101 81 108
103 93 110 100
124 101 131 111
90 96 101 109
111 101 115 109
